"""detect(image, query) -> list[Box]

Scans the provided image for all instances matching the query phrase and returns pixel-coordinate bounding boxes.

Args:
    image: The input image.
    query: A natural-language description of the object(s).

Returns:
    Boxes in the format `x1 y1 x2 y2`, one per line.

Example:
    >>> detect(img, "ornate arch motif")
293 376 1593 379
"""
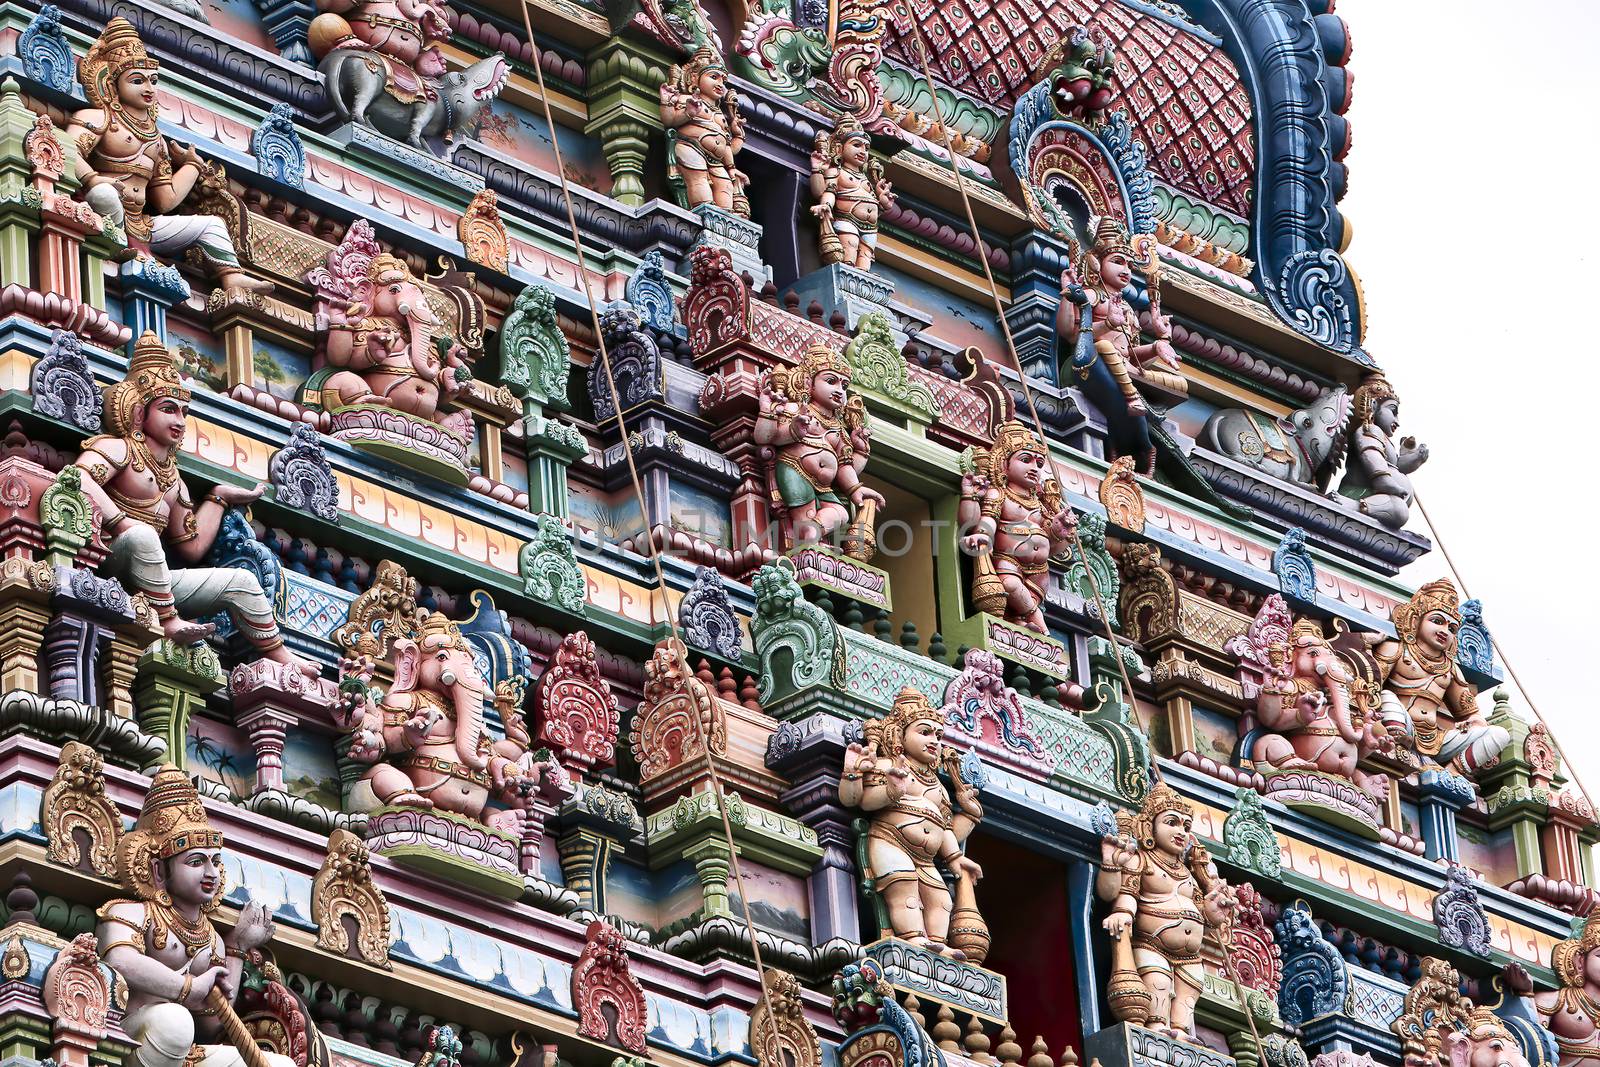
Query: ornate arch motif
1393 957 1471 1067
43 933 111 1063
680 565 743 661
1456 599 1493 675
1431 864 1491 958
30 330 102 433
1099 456 1145 531
519 514 588 616
42 741 122 878
269 423 340 524
572 919 648 1053
592 302 663 423
685 246 751 360
333 559 419 660
1272 528 1316 605
629 639 725 781
1222 786 1282 879
533 631 620 774
940 648 1049 769
251 102 306 190
1275 899 1346 1028
501 283 572 408
1229 883 1283 999
751 561 842 703
1116 542 1175 644
19 5 73 93
843 312 938 420
311 828 391 969
40 467 93 564
1066 510 1119 626
627 250 677 333
458 189 509 274
750 968 821 1067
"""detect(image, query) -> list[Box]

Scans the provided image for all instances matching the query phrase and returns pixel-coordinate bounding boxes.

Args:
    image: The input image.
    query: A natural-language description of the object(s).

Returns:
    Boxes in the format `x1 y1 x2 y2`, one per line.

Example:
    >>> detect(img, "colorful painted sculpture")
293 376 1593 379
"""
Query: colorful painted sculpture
1337 373 1429 530
660 47 749 215
338 610 560 830
1098 784 1238 1040
1233 597 1393 804
1397 958 1537 1067
1199 386 1352 489
310 0 508 149
958 420 1076 632
95 766 297 1067
1515 912 1600 1061
73 333 315 675
1369 580 1509 778
810 118 894 271
1059 216 1185 419
69 19 268 294
840 687 986 960
755 343 884 553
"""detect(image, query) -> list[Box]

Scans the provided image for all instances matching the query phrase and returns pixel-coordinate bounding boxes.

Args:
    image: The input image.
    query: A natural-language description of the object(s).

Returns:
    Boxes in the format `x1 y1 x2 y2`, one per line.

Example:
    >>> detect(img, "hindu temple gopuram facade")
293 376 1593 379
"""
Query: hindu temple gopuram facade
1 2 1592 1067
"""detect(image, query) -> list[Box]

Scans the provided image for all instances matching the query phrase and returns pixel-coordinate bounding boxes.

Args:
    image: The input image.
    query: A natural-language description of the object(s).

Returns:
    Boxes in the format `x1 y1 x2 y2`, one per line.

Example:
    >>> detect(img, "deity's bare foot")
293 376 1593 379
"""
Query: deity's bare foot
162 615 216 645
219 271 275 295
265 643 321 679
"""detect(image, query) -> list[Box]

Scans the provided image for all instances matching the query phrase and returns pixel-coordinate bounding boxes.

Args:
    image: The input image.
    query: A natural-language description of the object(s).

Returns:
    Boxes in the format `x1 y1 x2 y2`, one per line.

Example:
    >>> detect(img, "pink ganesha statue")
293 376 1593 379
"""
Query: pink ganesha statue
337 610 565 832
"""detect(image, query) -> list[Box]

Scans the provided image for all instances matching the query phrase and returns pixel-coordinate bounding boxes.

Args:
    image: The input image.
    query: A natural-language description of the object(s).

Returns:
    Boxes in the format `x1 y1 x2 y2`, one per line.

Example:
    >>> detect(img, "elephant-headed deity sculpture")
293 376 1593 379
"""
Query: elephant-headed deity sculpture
754 342 884 557
840 688 988 962
1229 594 1394 836
1337 372 1430 531
69 19 269 297
336 598 565 896
1199 386 1352 489
1366 579 1508 782
305 221 477 483
1097 783 1238 1042
660 47 749 216
957 420 1076 634
1396 958 1546 1067
309 0 507 151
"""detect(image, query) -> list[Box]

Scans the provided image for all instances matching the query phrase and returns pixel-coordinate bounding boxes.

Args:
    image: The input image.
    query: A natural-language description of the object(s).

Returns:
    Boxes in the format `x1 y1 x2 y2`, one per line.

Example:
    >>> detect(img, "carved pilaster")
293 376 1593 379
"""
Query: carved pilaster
767 712 859 945
585 38 671 208
683 836 732 919
133 640 226 768
1417 769 1473 864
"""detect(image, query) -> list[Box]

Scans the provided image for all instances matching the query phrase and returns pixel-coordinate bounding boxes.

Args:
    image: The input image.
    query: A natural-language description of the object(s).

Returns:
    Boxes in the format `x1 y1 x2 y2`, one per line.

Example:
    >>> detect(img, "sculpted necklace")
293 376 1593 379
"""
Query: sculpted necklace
151 898 214 954
1150 849 1190 880
1003 485 1040 511
130 433 179 493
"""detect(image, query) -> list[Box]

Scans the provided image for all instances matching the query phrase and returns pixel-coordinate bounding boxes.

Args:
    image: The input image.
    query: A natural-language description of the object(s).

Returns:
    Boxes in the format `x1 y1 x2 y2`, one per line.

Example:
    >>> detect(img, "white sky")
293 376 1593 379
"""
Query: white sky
1338 0 1600 795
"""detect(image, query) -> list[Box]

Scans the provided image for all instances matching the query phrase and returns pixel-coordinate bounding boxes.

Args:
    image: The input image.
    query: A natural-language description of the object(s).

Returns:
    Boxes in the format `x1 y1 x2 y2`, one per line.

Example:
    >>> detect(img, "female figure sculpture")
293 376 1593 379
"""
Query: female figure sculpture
660 48 749 215
840 688 985 960
754 343 884 552
958 420 1076 632
95 766 296 1067
810 118 894 271
69 19 268 294
1097 784 1238 1040
1370 579 1509 779
73 333 316 676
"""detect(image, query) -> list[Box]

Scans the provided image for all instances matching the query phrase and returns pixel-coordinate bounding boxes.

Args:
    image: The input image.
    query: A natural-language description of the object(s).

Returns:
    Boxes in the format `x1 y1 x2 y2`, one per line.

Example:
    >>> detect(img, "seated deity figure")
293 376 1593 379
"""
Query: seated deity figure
660 48 749 216
840 688 984 959
96 766 296 1067
957 420 1076 633
810 118 895 271
73 332 316 677
1337 373 1430 530
1505 914 1600 1063
754 343 885 551
1097 784 1238 1041
69 19 269 294
1368 579 1508 778
1058 216 1185 419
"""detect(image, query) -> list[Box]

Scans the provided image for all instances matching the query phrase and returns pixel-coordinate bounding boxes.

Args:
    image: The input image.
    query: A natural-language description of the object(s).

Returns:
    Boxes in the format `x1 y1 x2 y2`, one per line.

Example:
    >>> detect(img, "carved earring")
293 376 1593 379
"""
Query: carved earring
1141 835 1155 850
132 429 145 442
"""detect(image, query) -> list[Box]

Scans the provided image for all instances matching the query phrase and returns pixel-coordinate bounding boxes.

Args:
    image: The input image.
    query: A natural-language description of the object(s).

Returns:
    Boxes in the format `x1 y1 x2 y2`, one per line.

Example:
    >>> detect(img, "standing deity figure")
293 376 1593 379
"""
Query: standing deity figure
1097 784 1238 1040
1240 608 1394 802
660 48 749 216
840 688 985 960
69 19 268 294
95 766 297 1067
1337 373 1429 530
754 343 884 552
1507 914 1600 1063
1059 217 1185 419
958 421 1076 633
73 333 316 677
810 118 894 271
1368 580 1508 778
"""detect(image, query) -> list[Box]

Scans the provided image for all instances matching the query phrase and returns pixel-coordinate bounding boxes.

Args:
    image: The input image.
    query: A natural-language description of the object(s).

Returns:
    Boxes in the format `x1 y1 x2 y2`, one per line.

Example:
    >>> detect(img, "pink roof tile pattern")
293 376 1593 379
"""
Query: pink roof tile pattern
884 0 1256 216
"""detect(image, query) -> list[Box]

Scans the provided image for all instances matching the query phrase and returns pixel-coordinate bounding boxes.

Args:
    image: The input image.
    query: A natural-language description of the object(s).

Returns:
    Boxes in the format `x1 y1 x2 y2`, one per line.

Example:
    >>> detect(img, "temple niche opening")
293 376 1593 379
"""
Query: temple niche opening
1 4 1585 1067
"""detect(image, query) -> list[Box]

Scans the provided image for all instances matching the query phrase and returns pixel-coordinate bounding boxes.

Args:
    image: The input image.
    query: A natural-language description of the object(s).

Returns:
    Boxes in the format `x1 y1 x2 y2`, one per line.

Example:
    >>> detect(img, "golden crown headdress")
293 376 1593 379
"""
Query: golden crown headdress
1118 782 1194 848
1351 373 1399 426
1290 617 1328 646
1392 579 1461 640
865 687 944 760
116 765 226 906
833 117 869 144
1553 912 1600 988
104 332 190 438
367 253 413 282
1088 215 1135 260
774 343 852 403
79 18 159 113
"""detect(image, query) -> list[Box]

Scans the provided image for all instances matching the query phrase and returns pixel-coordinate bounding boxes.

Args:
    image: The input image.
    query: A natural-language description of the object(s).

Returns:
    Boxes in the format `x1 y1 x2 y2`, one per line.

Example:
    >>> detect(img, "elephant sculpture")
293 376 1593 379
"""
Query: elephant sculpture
1230 595 1393 804
309 240 473 437
318 47 508 150
338 610 563 831
1200 386 1351 488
